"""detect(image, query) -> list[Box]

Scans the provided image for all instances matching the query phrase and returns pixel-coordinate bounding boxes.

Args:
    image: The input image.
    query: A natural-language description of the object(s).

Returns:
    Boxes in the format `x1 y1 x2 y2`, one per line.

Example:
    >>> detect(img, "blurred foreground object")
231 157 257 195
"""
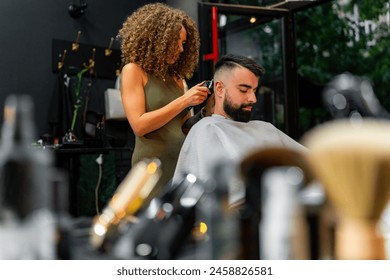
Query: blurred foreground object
303 119 390 259
239 147 328 260
0 94 61 259
322 72 390 119
89 158 161 252
131 174 205 259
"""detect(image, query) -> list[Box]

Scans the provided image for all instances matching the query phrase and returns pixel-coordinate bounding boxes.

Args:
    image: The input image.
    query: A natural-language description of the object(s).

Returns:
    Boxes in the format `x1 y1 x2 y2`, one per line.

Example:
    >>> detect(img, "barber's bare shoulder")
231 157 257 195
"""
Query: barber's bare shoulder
121 63 147 86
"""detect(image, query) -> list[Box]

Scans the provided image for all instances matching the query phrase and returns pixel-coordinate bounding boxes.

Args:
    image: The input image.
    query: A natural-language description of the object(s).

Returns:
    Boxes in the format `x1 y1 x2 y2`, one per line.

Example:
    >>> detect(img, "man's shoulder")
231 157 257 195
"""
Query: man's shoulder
191 115 219 130
191 117 277 131
185 115 224 142
248 119 277 129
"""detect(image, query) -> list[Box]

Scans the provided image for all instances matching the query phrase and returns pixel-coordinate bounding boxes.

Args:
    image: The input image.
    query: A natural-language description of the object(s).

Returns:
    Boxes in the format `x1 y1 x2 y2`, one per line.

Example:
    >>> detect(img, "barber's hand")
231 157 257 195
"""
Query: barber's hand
183 82 210 107
203 93 215 116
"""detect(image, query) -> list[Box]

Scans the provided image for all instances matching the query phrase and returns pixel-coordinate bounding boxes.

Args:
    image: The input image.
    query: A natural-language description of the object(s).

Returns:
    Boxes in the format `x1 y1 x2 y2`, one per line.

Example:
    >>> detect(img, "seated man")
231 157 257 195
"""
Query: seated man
172 54 306 202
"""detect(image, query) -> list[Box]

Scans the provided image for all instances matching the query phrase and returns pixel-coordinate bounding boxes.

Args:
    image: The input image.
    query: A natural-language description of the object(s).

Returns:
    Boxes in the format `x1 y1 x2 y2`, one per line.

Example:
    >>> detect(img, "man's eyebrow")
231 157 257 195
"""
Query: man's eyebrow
237 83 254 89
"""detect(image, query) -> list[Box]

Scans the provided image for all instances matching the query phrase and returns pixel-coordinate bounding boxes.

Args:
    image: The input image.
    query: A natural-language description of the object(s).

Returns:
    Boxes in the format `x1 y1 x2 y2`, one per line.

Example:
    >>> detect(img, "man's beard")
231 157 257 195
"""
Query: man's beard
223 93 253 122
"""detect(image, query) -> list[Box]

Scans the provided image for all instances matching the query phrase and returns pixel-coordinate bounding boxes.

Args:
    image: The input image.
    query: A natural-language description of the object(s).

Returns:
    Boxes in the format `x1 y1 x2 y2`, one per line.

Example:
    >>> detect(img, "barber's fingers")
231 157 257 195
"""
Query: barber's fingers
194 83 211 95
185 85 209 105
191 91 209 105
205 93 215 107
203 93 215 115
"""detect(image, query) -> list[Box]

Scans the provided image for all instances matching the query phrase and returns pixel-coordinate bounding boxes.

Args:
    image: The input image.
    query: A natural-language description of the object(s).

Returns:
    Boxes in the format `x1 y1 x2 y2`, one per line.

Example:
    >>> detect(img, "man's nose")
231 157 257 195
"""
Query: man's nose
248 90 257 103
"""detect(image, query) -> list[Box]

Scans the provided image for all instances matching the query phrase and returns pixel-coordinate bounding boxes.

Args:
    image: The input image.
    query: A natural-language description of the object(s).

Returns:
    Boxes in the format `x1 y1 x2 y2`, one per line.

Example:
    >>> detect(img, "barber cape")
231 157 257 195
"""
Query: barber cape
172 114 306 204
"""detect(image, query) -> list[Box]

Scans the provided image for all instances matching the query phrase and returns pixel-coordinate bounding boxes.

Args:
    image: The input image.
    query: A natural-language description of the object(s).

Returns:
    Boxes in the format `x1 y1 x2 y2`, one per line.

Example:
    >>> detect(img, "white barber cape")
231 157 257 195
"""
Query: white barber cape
172 114 306 202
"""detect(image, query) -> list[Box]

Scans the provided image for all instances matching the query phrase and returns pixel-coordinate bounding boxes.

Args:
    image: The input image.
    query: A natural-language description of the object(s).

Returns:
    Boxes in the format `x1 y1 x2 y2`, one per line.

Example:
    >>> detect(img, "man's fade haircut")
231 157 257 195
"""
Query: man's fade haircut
214 54 265 78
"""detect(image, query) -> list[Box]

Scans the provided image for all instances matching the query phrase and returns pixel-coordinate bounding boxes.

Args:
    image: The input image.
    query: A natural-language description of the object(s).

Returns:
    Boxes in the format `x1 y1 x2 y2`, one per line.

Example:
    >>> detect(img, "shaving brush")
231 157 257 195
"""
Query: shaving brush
303 119 390 259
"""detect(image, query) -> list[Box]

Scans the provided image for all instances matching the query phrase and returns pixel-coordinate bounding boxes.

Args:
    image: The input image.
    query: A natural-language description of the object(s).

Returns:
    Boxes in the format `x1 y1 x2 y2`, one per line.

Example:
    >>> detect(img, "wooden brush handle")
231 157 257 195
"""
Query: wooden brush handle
336 218 386 260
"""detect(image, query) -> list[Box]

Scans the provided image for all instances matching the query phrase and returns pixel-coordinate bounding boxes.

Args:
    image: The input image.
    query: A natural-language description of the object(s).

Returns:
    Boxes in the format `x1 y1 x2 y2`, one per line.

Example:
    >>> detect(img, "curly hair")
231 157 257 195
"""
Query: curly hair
118 3 200 80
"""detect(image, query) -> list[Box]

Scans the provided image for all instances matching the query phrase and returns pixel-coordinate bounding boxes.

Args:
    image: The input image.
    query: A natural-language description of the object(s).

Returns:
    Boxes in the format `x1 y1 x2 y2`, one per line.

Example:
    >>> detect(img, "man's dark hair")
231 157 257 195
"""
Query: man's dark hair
214 54 265 77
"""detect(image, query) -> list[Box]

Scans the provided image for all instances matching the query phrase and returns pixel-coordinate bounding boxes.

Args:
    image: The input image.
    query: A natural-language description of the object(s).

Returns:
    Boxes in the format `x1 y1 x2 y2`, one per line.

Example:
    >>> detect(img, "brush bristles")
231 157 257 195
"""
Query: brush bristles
303 119 390 259
303 119 390 221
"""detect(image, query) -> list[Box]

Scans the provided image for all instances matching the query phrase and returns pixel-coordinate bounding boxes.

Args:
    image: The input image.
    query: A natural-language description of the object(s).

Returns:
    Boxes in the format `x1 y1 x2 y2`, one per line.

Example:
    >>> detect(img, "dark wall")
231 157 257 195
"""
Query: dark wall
0 0 162 138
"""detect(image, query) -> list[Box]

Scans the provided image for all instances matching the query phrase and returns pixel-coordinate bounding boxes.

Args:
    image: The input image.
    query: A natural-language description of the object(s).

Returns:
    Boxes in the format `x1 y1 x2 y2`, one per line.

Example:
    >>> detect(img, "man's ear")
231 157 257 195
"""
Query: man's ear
214 81 224 98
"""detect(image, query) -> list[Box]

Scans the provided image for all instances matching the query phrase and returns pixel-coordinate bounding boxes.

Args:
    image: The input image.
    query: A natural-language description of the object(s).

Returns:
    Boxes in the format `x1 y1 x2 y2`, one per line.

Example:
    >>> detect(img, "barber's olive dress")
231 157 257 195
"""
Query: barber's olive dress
131 74 186 200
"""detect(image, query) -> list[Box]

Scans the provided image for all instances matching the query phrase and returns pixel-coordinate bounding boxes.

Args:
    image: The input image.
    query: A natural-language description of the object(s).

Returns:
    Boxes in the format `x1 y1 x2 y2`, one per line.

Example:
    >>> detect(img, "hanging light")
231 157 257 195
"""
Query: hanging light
249 17 257 24
68 0 88 18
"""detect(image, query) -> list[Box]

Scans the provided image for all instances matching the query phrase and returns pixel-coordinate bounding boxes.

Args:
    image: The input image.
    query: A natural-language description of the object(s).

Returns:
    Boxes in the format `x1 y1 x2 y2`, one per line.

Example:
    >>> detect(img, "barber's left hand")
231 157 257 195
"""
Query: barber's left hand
203 93 215 116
